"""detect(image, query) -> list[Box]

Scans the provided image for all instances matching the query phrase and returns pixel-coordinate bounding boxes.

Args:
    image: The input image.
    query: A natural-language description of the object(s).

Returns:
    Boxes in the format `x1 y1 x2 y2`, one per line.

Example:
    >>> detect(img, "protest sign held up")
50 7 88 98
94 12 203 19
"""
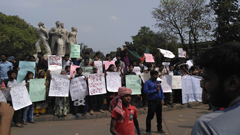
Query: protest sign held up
94 61 103 74
70 65 80 78
88 73 107 95
17 61 35 83
70 44 81 58
126 75 141 95
106 72 121 92
49 74 70 97
161 75 172 93
29 79 46 102
144 53 155 62
70 76 88 101
104 61 115 70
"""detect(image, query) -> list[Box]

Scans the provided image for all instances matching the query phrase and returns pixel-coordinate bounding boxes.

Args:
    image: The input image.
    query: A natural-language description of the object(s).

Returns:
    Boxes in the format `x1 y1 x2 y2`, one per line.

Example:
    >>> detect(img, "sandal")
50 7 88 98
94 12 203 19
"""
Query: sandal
15 123 24 128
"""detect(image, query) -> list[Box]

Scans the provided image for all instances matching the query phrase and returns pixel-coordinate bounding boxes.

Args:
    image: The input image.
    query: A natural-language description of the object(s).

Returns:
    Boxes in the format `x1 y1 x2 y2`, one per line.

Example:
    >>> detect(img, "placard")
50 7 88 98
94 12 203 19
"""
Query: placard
49 74 70 97
17 61 35 83
88 73 107 95
144 53 155 62
48 55 62 67
94 61 103 74
141 72 151 83
70 44 81 58
70 76 88 101
178 48 185 58
133 66 141 75
104 61 115 70
161 75 172 93
172 76 182 89
106 72 121 92
126 75 141 95
11 85 32 110
158 48 175 58
29 79 46 102
70 65 80 78
162 62 170 73
0 88 10 102
82 66 93 77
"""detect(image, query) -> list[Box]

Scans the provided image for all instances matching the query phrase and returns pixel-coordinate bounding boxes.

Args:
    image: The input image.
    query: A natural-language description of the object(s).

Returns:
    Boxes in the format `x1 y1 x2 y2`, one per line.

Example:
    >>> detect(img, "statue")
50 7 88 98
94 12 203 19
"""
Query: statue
49 21 64 55
35 22 52 55
60 23 69 55
68 27 78 51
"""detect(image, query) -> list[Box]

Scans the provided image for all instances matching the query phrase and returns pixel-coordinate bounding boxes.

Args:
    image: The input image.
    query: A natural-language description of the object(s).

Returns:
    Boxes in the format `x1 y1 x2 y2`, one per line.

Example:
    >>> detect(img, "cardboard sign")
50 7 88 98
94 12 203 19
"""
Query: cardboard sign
29 79 46 102
126 75 141 95
70 44 81 58
178 48 185 58
144 53 155 62
49 74 70 97
106 72 121 92
17 61 35 83
70 65 80 78
161 75 172 93
94 61 103 74
133 66 141 75
88 73 107 95
172 76 182 89
104 61 115 70
70 76 88 101
158 48 175 58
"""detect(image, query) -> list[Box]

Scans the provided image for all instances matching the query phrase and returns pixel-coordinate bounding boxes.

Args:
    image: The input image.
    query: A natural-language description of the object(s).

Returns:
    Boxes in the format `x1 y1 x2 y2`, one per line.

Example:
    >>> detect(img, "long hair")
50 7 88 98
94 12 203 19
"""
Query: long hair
24 71 34 82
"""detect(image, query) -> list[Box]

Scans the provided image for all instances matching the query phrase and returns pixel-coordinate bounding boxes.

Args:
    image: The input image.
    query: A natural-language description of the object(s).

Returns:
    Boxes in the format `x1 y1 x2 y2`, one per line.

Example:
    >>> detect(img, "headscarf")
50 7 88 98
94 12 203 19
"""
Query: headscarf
110 87 132 117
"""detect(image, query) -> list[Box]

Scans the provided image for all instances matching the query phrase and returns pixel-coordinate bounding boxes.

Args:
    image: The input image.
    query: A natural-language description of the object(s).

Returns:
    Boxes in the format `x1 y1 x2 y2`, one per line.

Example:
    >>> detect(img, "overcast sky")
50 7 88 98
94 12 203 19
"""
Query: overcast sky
0 0 160 54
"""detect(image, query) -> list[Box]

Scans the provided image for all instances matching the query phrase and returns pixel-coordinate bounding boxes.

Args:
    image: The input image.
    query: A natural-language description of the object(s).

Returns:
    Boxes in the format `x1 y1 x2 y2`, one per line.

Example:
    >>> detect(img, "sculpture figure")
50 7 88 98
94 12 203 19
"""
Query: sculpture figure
68 27 78 52
49 21 64 55
60 23 69 55
35 22 52 55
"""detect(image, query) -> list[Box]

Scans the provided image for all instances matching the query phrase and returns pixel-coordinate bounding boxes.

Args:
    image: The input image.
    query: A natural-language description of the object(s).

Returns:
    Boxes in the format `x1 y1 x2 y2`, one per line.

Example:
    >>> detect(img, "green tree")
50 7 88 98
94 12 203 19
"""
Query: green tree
0 12 38 59
210 0 240 44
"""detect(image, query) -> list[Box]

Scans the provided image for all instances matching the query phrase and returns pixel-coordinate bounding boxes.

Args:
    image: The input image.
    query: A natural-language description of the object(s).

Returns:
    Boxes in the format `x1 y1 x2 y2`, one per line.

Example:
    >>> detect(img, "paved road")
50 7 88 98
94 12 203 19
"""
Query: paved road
11 104 211 135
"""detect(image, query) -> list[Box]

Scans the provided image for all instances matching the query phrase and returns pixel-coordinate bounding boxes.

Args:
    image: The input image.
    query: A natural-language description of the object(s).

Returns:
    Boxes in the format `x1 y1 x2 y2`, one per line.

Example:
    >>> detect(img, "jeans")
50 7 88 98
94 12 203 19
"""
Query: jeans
23 104 34 122
146 100 163 132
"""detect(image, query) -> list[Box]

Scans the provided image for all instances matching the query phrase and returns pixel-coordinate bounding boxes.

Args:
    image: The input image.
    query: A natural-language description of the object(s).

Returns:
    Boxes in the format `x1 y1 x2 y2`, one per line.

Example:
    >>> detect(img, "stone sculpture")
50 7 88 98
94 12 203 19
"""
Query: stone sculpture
49 21 64 55
60 23 69 55
68 27 78 52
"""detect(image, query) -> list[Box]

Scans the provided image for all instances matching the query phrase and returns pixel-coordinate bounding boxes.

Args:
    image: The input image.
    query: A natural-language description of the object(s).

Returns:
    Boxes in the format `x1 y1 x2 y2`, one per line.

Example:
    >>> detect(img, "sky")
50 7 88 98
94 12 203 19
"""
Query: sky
0 0 160 55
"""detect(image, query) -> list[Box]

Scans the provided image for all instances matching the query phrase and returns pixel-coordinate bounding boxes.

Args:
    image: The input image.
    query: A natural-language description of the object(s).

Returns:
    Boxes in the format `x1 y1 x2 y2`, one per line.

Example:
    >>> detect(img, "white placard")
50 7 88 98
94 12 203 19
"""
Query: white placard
70 76 88 101
161 75 172 93
162 62 170 73
94 61 103 74
49 65 62 75
106 72 121 92
88 73 107 95
0 88 10 102
182 75 202 104
133 66 141 75
10 86 32 111
158 48 175 58
172 76 182 89
141 72 151 83
48 55 62 67
49 74 70 97
178 48 185 58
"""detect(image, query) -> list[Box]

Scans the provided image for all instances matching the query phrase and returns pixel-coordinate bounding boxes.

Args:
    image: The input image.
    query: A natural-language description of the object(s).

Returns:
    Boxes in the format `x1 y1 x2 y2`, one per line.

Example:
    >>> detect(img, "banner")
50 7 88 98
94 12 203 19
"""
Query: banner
178 48 185 58
141 72 151 83
88 73 107 95
104 61 115 70
70 44 81 58
94 61 103 74
29 79 46 102
49 74 70 97
161 75 172 93
0 88 10 102
158 48 175 58
126 75 141 95
133 66 141 75
82 66 93 77
106 72 121 92
144 53 155 62
48 55 62 67
10 85 32 110
17 61 35 83
182 75 202 104
172 76 182 89
70 65 80 78
70 76 88 101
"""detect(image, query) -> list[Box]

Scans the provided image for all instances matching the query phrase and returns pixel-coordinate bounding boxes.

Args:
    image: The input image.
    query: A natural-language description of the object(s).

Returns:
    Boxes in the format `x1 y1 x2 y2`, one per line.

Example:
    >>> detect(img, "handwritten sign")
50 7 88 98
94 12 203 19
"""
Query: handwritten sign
0 88 10 102
141 72 151 83
48 55 62 67
11 85 32 110
49 74 70 97
70 65 80 78
70 76 88 101
172 76 182 89
17 61 35 83
82 66 93 77
158 48 175 58
104 61 115 70
133 66 141 75
161 75 172 93
178 48 185 58
88 73 107 95
49 65 62 75
29 79 46 102
94 61 103 74
144 53 155 62
181 75 202 104
106 72 121 92
70 44 81 58
126 75 141 95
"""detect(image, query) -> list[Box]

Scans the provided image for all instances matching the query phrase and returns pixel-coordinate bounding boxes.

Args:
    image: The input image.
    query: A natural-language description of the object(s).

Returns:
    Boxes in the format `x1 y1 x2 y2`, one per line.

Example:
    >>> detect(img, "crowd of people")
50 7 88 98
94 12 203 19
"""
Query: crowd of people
0 47 202 134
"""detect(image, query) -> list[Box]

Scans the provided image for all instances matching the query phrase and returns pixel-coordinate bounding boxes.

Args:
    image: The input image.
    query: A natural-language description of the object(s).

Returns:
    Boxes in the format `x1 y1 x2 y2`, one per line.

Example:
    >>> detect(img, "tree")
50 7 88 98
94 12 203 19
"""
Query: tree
0 12 38 59
210 0 240 44
152 0 214 57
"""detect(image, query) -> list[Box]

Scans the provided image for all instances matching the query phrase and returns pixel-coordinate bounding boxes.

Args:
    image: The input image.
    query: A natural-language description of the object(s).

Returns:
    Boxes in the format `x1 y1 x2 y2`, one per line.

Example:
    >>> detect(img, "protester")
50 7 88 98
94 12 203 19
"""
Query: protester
0 102 14 135
62 54 71 71
121 47 130 72
0 54 13 83
37 52 48 71
110 87 141 135
106 64 117 112
144 70 166 135
65 66 70 75
22 71 36 125
192 43 240 135
8 56 19 72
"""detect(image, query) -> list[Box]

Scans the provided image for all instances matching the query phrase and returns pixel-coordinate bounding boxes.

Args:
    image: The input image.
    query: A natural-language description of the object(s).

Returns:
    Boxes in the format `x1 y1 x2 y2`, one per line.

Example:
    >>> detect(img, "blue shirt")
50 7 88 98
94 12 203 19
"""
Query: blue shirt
143 78 165 101
0 61 13 82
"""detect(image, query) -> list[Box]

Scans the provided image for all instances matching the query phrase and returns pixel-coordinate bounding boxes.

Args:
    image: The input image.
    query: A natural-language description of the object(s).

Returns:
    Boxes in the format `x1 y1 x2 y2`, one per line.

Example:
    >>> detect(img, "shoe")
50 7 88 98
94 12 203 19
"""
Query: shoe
158 130 167 134
81 113 86 116
99 109 104 113
146 131 152 135
76 113 80 118
29 121 36 124
90 110 94 115
15 123 24 128
23 122 27 125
